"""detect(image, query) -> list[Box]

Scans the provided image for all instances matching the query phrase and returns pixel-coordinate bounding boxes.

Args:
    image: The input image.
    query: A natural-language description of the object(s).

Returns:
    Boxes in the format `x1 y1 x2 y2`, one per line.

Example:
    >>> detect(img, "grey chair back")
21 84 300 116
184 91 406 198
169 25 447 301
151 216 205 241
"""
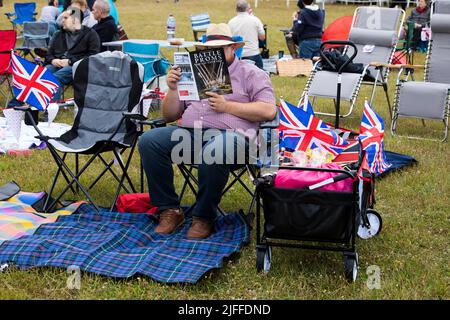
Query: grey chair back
349 7 403 80
427 12 450 84
55 51 144 152
22 22 50 49
433 0 450 14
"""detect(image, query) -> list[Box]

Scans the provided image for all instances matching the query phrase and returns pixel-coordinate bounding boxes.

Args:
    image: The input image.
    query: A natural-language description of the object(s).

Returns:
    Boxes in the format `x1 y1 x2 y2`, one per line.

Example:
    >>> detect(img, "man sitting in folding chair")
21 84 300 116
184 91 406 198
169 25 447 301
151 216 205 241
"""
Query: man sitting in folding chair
45 6 100 101
138 23 276 239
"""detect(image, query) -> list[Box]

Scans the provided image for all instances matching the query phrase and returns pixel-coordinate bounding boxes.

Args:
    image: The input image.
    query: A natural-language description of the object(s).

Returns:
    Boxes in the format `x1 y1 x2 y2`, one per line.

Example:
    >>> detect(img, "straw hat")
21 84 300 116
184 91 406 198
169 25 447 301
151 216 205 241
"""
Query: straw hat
194 23 245 49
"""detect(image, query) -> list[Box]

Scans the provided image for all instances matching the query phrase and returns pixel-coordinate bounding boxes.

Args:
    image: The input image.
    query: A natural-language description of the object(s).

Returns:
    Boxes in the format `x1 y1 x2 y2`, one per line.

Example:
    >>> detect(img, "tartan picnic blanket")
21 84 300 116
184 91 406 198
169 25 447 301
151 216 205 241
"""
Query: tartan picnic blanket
0 192 82 245
0 204 250 283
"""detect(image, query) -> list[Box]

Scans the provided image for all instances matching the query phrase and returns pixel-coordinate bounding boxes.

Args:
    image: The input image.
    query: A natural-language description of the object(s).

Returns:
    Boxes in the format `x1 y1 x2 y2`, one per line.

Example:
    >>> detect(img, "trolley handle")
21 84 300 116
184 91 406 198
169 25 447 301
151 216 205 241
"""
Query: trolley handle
319 40 358 74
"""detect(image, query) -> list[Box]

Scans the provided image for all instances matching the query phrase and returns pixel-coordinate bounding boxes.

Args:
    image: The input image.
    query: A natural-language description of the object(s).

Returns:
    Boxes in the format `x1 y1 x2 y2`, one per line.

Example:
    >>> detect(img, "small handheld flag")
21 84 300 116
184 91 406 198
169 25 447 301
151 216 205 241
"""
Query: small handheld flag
358 101 391 175
11 53 59 111
279 99 348 157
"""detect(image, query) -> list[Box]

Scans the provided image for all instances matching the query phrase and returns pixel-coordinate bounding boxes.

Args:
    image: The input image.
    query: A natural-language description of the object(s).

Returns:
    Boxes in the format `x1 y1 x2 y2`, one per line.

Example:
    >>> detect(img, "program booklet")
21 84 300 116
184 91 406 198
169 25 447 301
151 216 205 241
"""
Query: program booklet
174 47 233 101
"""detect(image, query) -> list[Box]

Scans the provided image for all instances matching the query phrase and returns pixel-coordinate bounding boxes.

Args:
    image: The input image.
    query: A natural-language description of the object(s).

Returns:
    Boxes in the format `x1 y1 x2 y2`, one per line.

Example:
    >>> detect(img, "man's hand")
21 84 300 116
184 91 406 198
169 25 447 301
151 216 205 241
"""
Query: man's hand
51 59 64 68
60 59 70 67
166 66 181 91
206 92 228 113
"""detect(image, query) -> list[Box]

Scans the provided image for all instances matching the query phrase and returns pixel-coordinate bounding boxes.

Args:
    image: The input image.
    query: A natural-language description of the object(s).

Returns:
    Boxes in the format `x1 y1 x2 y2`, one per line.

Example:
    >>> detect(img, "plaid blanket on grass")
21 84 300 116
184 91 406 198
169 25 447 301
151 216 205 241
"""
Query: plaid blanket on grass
0 192 82 245
0 204 250 283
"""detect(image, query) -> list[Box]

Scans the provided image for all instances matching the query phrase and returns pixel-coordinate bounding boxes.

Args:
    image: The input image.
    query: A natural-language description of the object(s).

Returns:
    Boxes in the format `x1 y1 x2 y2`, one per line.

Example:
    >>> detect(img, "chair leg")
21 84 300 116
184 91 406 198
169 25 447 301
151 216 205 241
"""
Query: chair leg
383 82 393 120
44 148 102 213
110 143 138 211
111 148 137 193
75 153 79 193
89 153 131 194
178 165 198 201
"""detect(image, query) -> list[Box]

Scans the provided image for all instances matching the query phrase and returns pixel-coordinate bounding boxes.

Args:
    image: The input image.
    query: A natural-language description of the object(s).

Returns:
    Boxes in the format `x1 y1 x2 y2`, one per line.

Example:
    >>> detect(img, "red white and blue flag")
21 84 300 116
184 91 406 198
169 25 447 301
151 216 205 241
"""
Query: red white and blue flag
11 53 59 111
279 99 348 157
358 101 391 175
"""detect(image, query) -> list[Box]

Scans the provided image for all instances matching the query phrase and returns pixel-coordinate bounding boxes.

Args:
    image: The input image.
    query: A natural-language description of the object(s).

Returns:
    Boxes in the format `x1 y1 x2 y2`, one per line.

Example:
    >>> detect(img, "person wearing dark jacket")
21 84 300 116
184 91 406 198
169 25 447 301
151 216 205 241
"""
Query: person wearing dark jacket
45 7 100 101
92 0 118 51
293 0 324 59
407 0 431 51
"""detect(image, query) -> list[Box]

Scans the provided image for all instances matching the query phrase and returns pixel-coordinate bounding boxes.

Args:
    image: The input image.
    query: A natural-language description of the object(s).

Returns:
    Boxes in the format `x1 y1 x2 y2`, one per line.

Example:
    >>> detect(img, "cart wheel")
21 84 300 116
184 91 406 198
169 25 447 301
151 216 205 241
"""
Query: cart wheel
256 246 272 273
358 209 383 240
344 253 358 282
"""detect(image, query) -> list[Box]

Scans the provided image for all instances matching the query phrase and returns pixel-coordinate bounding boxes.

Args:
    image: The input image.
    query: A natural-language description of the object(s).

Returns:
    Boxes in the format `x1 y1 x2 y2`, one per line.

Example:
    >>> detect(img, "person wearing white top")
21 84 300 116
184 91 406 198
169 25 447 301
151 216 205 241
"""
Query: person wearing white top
228 0 265 69
39 0 61 36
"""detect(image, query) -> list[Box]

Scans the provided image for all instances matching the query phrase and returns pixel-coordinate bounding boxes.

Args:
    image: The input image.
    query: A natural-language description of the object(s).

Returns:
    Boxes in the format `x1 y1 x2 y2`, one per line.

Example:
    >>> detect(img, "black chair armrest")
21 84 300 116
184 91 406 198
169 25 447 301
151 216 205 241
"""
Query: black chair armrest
13 106 33 112
122 112 147 122
5 13 15 18
140 117 167 128
259 107 279 129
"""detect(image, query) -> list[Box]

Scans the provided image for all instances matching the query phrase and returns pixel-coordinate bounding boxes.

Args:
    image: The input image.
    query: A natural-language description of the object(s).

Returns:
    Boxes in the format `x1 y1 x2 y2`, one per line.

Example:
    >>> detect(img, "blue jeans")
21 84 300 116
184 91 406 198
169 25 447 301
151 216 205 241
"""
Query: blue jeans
299 38 322 59
138 126 249 222
242 54 264 70
45 64 73 101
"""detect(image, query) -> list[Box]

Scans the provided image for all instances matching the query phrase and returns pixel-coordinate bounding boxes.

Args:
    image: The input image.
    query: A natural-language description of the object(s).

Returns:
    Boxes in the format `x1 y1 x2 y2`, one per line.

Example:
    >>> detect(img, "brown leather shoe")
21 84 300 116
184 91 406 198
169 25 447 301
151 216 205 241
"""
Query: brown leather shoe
155 208 184 234
187 217 214 239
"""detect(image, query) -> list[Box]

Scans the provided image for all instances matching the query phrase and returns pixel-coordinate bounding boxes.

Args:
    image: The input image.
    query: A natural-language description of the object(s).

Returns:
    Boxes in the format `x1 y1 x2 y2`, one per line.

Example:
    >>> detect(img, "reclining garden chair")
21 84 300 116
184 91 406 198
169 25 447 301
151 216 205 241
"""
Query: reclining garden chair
390 0 450 141
4 2 37 37
17 51 145 212
301 6 405 119
123 42 170 88
0 30 16 108
190 13 210 42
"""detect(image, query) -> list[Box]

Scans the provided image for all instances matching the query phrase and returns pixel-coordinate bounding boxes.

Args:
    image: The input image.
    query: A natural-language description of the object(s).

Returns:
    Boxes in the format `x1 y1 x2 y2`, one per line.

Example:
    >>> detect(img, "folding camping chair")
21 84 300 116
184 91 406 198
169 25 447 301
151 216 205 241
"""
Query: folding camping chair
0 30 16 109
301 6 405 119
190 13 211 42
390 0 450 141
123 42 170 88
16 22 51 63
175 112 279 218
4 2 37 37
16 51 145 212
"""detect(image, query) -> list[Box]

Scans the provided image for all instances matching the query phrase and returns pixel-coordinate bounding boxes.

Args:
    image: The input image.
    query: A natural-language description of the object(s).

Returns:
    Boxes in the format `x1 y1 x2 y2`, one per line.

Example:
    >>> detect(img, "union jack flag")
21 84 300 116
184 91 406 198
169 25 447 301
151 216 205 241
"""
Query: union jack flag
358 101 391 175
279 99 348 157
11 53 59 111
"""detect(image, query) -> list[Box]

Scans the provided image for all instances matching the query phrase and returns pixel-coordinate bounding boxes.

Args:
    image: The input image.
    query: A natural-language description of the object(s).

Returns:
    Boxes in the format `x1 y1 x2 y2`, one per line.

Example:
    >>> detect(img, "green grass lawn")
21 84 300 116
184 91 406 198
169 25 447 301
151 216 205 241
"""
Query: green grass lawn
0 0 449 299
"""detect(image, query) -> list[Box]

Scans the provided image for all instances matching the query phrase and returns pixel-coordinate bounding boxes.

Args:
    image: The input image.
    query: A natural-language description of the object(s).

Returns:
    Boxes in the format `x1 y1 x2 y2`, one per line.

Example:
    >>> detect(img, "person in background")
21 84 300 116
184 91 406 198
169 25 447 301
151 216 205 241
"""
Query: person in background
292 0 324 59
228 0 266 69
62 0 72 10
71 0 97 27
87 0 95 9
390 0 407 11
284 1 305 58
92 0 118 51
45 7 100 101
58 0 97 28
39 0 61 36
407 0 430 51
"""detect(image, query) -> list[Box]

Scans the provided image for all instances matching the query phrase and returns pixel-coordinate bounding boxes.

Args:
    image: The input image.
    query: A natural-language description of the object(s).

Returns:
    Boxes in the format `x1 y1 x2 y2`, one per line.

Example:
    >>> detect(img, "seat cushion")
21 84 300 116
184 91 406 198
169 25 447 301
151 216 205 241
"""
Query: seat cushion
308 70 362 101
397 81 449 119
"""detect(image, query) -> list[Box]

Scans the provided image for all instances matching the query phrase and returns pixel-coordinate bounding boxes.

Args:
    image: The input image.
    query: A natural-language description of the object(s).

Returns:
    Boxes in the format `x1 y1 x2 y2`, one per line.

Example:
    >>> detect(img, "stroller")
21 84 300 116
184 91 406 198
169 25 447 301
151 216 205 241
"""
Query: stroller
253 41 382 282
